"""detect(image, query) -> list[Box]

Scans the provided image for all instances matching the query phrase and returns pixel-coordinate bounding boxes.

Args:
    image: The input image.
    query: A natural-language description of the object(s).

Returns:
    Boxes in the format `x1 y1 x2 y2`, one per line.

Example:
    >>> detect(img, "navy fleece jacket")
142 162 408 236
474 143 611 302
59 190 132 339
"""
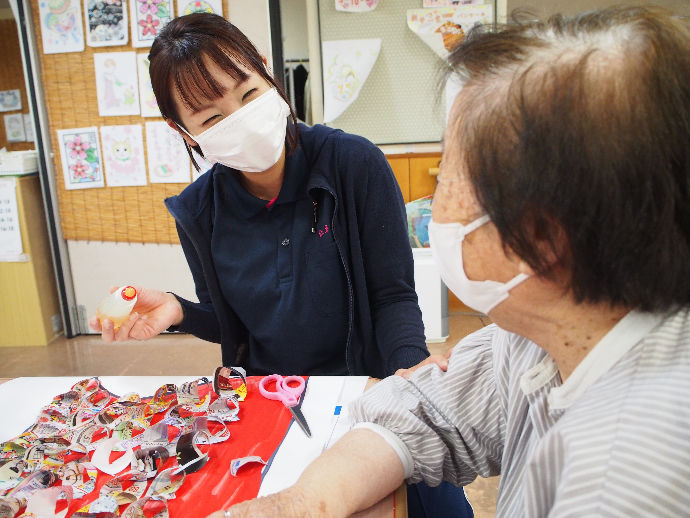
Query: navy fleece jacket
164 123 429 378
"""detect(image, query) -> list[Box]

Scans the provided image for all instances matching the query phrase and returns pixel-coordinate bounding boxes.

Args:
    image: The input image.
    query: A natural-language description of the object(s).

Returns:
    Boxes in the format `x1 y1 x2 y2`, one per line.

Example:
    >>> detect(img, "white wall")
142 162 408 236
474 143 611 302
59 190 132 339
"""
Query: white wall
280 0 309 60
68 241 198 333
227 0 273 63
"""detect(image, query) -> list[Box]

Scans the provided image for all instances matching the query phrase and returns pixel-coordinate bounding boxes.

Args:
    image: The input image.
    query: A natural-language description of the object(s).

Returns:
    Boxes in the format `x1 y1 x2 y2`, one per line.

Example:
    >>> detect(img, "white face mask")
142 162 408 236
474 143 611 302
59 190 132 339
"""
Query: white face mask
179 88 290 173
428 215 529 315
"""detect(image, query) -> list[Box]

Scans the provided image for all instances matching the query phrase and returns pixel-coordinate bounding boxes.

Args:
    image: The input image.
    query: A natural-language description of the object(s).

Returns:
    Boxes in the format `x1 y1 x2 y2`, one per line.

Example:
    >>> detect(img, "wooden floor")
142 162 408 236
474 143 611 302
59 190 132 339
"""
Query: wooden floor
0 311 500 517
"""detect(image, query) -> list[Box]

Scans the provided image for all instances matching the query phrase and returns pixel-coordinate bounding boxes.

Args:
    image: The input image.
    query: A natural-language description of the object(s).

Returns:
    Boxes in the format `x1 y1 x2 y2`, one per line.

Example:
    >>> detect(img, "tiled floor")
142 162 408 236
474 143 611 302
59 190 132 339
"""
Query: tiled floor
0 311 499 517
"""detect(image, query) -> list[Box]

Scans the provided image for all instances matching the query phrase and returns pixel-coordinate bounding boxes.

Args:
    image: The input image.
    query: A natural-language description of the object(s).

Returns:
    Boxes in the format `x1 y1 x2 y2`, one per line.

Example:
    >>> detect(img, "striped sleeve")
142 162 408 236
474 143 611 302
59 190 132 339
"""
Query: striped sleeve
350 325 506 487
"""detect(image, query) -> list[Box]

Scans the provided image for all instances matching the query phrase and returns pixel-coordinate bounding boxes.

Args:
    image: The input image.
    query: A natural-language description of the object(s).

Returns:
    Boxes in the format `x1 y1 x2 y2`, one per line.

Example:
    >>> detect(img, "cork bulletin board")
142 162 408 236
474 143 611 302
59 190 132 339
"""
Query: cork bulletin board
28 0 185 244
1 19 34 152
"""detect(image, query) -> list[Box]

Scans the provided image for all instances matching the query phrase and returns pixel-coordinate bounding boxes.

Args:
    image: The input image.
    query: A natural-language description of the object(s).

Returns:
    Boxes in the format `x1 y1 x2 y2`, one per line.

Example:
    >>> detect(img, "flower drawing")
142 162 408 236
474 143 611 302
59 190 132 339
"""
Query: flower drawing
67 136 91 160
139 14 160 36
70 161 91 180
138 0 162 15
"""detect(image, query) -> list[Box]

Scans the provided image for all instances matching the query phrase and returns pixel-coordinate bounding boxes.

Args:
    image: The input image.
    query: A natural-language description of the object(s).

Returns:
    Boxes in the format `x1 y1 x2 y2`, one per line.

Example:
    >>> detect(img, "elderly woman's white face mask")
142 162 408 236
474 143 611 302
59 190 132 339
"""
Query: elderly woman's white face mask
428 214 529 315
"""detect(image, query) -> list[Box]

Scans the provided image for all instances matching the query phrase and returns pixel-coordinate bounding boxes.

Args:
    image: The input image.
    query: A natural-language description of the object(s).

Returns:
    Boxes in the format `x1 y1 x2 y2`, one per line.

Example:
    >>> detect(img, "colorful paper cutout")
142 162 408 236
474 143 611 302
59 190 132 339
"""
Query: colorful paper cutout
335 0 378 12
57 126 105 190
100 125 147 187
145 121 191 183
130 0 173 47
94 52 140 117
85 0 129 47
37 0 85 54
322 38 381 123
407 5 493 59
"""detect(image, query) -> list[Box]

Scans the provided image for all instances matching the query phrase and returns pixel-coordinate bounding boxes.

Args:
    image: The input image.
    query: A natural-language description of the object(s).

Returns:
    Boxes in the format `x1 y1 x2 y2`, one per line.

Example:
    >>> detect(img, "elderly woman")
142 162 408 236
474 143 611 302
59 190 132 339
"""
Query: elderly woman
210 6 690 517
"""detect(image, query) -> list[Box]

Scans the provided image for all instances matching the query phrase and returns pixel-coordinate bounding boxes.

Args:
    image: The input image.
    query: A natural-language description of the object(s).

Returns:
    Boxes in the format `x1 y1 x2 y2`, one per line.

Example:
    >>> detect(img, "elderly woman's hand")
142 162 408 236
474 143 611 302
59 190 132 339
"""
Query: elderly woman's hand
395 350 453 379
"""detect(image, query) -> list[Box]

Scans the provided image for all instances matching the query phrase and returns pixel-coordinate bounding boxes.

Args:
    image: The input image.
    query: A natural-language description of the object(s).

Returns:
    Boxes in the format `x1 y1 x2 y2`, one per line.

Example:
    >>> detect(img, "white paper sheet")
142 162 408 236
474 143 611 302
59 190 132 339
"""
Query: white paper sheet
258 376 368 497
85 0 129 47
130 0 173 48
0 177 24 261
4 114 25 143
137 53 161 117
57 126 105 190
0 90 21 112
94 52 141 117
101 124 148 187
335 0 378 13
37 0 85 54
322 39 381 123
145 121 191 183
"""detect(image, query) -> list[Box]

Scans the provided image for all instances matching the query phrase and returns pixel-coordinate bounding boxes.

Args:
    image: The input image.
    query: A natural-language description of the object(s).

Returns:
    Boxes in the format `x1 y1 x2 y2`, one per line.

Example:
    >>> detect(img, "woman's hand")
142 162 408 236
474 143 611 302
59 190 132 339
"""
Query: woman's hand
394 349 453 379
89 287 184 343
205 487 314 518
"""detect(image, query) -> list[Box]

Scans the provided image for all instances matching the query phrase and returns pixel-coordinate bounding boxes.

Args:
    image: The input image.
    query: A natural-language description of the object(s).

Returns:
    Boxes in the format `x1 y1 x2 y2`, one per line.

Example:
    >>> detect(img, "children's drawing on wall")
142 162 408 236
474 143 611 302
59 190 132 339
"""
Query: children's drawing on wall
23 114 35 142
0 90 22 113
130 0 173 47
4 114 26 143
145 121 191 183
57 127 105 190
101 125 148 186
335 0 378 12
407 5 492 59
322 39 381 124
85 0 128 46
423 0 484 6
176 0 222 17
94 52 140 117
38 0 85 53
137 53 161 116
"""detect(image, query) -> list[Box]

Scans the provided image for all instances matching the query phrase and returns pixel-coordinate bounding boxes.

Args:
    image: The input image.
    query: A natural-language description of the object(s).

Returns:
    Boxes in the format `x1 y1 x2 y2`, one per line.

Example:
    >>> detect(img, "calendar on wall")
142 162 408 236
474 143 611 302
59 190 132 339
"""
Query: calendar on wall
0 177 24 261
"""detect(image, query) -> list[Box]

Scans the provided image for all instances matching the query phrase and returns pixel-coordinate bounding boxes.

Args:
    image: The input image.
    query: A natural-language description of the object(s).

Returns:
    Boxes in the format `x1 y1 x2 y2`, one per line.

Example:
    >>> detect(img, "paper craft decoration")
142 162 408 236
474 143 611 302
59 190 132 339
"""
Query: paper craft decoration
423 0 484 6
146 121 191 183
0 178 24 261
407 5 492 59
37 0 85 54
94 51 140 116
0 90 21 112
322 38 381 124
4 114 26 143
101 125 148 186
335 0 378 12
130 0 173 47
85 0 129 46
176 0 223 17
57 126 105 189
136 53 161 117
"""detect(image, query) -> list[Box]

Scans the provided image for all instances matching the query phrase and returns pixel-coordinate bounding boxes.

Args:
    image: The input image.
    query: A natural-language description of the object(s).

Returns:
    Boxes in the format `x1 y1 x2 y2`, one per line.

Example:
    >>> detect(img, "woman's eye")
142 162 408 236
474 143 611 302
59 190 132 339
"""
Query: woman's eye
202 115 220 126
242 88 258 101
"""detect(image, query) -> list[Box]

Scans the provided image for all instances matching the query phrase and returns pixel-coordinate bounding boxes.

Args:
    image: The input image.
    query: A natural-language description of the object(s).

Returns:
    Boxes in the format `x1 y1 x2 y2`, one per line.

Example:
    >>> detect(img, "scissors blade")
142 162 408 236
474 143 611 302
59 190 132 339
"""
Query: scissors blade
289 406 312 437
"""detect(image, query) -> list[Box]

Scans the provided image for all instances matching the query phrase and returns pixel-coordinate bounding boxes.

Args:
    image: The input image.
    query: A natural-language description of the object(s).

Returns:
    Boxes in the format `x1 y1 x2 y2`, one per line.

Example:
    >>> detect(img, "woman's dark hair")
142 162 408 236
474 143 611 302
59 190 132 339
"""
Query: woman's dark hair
148 13 299 170
445 6 690 312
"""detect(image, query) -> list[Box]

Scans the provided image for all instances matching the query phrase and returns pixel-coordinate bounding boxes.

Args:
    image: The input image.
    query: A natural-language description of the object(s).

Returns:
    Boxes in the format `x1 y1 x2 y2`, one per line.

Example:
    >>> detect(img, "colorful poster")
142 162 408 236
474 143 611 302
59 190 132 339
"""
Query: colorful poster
137 53 161 117
0 90 22 112
407 5 492 59
176 0 223 17
101 124 148 186
37 0 85 54
4 114 26 143
130 0 173 47
145 121 191 183
85 0 128 47
57 127 105 190
94 52 140 116
335 0 378 12
322 38 381 124
423 0 484 6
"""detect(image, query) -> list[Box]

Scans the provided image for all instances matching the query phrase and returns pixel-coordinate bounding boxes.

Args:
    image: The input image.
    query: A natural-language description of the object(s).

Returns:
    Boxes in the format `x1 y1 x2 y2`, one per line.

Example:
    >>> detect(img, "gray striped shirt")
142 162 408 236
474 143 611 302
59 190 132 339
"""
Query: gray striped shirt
351 308 690 517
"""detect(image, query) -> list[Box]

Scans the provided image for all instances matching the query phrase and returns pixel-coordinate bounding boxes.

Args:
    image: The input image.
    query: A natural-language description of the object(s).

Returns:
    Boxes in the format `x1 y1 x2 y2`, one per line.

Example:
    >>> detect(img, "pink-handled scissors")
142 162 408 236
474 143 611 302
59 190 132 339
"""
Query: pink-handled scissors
259 374 311 437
